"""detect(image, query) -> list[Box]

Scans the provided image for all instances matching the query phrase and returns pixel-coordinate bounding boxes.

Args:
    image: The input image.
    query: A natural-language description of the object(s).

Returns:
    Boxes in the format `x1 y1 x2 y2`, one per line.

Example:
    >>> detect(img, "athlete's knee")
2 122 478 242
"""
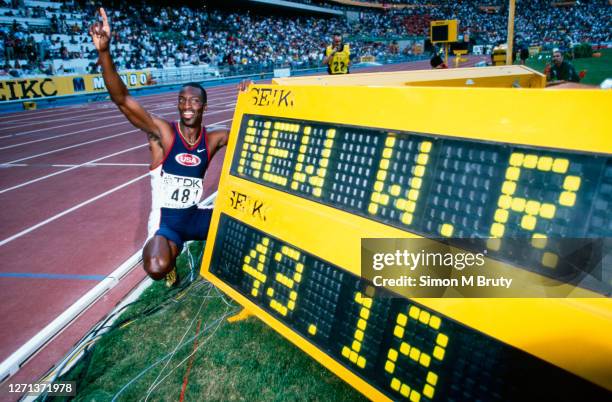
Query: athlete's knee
142 235 179 280
143 253 173 280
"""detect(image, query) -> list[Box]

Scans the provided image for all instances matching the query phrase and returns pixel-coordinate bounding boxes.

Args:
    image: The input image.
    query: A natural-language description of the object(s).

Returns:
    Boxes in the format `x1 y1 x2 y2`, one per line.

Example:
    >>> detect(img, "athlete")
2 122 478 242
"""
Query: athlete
90 8 229 285
322 33 350 75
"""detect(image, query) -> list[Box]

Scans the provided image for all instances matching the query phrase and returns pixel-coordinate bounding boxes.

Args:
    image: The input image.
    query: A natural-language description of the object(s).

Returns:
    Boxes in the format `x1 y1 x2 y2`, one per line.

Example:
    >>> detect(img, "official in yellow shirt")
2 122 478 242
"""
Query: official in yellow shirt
323 33 350 75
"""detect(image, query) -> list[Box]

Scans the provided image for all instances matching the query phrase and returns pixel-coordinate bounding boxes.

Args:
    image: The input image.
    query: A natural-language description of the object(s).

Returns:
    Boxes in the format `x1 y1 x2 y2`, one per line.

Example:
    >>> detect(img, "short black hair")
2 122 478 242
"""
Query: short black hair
181 82 207 103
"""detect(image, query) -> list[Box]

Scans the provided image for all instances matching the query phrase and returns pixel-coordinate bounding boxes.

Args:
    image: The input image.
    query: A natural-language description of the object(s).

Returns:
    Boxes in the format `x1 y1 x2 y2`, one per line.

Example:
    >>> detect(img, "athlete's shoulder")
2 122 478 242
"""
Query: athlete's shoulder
151 117 175 138
148 114 173 129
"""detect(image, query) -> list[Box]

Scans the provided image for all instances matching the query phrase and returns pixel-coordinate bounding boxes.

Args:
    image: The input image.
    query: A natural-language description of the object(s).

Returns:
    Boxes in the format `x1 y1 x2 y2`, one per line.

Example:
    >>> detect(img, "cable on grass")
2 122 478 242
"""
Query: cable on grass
110 308 238 402
37 299 149 399
138 306 230 400
143 286 212 401
39 279 213 400
214 285 239 309
179 319 202 402
38 240 208 398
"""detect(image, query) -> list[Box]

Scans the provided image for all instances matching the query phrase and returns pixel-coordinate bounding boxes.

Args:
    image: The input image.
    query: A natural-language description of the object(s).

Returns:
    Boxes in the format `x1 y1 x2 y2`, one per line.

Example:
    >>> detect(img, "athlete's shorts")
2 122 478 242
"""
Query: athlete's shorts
153 206 213 251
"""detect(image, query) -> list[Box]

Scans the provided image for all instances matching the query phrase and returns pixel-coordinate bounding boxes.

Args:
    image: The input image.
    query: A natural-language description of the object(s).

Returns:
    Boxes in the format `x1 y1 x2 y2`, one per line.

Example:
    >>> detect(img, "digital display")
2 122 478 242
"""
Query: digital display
210 214 609 401
232 115 611 290
431 25 449 42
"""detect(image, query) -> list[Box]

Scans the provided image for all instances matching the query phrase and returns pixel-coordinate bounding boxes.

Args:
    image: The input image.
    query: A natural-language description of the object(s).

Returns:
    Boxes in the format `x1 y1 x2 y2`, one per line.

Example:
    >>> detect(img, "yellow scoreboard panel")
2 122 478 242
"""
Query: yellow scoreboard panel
201 84 612 401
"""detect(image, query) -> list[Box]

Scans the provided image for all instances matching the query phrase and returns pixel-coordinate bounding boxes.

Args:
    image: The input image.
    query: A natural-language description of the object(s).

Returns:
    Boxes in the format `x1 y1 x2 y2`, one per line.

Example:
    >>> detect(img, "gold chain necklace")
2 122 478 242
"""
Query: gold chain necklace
178 123 200 146
183 134 200 146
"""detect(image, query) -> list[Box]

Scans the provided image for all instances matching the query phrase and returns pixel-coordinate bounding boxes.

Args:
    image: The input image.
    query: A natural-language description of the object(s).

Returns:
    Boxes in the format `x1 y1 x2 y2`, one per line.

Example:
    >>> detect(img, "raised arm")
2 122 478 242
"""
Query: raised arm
89 8 167 140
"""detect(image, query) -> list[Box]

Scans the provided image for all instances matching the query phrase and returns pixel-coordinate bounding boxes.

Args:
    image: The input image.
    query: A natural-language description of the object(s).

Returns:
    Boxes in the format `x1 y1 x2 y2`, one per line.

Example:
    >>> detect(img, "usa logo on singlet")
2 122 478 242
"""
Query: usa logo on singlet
175 153 201 167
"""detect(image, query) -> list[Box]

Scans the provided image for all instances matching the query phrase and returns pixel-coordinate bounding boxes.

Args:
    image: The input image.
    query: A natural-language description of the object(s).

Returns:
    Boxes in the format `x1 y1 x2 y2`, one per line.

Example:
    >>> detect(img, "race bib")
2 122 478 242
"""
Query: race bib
160 172 203 209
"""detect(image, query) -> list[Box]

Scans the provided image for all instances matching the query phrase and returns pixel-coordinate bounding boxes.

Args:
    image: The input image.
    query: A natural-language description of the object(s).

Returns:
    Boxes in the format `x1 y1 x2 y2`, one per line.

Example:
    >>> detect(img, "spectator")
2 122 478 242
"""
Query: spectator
38 35 51 61
546 49 580 84
4 35 15 61
60 41 69 60
515 36 529 65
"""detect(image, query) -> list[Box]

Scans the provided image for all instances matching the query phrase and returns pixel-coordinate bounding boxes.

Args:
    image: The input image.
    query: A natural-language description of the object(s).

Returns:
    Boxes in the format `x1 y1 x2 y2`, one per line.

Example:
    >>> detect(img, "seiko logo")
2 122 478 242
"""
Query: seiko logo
175 153 201 167
229 191 267 221
249 88 294 108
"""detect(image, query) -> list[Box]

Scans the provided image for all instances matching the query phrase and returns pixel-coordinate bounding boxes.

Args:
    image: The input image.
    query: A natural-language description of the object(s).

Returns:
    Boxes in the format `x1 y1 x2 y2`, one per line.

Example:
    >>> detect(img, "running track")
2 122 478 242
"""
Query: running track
0 57 484 398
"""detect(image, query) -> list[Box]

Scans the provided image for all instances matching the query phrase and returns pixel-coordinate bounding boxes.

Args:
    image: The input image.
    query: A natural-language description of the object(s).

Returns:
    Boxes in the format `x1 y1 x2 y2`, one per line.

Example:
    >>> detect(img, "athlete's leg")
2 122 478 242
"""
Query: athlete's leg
143 235 180 280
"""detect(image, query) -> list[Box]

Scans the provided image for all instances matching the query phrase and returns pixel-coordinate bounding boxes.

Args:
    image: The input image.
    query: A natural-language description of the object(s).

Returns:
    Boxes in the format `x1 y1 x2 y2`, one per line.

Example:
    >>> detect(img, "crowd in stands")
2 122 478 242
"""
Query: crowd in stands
416 0 610 47
0 0 610 78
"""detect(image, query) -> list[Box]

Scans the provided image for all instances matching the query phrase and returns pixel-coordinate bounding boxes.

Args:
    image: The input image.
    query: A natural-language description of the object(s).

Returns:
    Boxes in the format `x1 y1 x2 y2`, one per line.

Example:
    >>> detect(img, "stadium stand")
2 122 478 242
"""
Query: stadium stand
0 0 609 78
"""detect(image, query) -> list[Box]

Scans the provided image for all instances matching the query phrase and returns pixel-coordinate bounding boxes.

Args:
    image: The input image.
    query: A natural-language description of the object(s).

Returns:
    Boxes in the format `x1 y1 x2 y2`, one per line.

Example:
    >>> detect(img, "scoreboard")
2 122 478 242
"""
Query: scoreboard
430 20 458 44
200 82 612 401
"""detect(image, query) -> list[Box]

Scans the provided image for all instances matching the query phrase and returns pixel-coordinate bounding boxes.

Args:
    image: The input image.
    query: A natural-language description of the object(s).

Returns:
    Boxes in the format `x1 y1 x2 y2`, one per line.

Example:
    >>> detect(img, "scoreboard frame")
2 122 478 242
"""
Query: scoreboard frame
200 81 612 399
273 65 547 89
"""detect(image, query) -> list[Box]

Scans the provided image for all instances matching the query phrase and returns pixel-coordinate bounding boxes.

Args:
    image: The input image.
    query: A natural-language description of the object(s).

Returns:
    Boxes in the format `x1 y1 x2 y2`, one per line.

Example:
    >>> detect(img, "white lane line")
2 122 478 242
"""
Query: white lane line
206 117 233 130
2 130 138 165
0 163 148 167
0 121 133 150
82 163 149 167
0 85 238 125
0 101 236 245
50 163 150 167
0 90 237 129
0 173 149 247
0 190 221 382
212 101 236 108
0 107 128 129
0 92 237 140
212 117 233 124
0 100 179 145
0 114 235 193
0 143 146 194
0 83 237 116
0 105 85 121
0 105 236 157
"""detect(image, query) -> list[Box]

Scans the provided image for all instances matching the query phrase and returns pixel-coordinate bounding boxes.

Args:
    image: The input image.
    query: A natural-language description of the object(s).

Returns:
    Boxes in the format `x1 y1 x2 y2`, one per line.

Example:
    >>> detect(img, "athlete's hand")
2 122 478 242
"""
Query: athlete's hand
238 79 253 93
89 7 111 53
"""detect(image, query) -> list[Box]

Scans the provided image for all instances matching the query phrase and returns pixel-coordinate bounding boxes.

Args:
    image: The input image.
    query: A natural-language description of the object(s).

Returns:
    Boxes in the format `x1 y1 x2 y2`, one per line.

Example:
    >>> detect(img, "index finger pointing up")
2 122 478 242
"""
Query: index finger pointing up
99 7 108 25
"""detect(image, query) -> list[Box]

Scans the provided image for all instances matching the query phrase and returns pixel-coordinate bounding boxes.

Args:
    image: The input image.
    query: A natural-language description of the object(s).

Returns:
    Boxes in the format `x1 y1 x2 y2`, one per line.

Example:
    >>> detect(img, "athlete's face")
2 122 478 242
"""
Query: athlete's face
177 86 206 127
333 35 342 49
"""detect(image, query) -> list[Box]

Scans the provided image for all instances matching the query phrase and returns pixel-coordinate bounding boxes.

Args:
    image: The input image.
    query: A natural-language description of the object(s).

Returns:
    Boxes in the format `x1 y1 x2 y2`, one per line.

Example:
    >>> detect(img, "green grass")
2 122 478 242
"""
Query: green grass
49 242 366 402
525 48 612 86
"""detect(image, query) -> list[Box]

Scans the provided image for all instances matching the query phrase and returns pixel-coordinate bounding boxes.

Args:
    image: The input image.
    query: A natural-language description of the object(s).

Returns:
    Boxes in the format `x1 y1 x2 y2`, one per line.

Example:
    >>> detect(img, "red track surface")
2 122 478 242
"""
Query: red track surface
0 57 484 399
